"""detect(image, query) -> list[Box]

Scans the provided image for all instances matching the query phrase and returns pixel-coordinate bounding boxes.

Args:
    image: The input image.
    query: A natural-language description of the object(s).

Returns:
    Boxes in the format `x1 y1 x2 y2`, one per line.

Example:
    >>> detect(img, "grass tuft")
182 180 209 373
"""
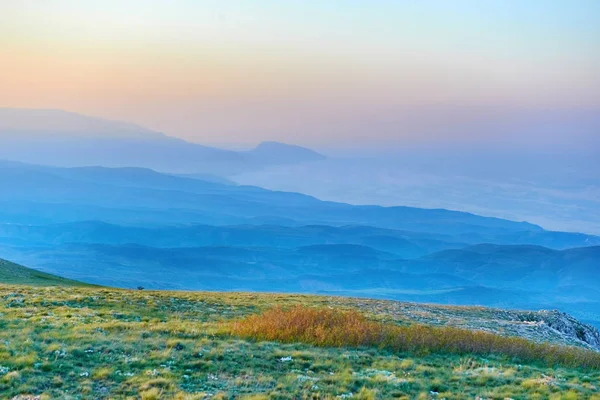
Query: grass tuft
229 306 600 370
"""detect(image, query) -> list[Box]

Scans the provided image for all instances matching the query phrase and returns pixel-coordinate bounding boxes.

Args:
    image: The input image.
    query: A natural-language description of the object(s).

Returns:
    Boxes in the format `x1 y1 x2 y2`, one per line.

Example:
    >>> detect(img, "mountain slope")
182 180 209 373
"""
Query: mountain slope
0 257 90 286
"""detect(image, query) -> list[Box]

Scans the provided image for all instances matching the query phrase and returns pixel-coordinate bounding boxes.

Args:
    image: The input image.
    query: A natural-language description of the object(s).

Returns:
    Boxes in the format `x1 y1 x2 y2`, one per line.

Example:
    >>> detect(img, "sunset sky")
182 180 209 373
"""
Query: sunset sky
1 1 599 148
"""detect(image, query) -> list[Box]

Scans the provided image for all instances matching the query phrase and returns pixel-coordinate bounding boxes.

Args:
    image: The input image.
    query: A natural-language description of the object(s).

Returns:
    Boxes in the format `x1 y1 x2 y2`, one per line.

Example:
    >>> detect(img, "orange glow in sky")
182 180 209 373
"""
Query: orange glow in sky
1 1 599 147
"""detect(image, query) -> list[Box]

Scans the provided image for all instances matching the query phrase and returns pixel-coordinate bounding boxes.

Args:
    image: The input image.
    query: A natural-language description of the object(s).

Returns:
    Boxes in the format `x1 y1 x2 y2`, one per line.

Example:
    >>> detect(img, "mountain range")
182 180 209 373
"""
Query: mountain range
0 108 325 175
0 108 598 329
0 159 598 326
0 159 556 233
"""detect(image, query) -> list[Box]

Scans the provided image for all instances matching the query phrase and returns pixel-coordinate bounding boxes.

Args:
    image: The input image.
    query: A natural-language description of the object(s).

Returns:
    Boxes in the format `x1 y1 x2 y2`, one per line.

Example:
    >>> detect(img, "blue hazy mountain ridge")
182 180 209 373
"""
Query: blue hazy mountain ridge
1 219 595 254
0 108 326 174
3 239 597 293
0 161 554 234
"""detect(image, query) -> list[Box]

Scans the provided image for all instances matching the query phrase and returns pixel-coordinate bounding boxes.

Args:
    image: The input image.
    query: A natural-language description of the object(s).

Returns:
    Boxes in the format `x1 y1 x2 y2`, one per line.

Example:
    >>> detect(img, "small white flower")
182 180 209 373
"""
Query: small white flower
279 356 293 362
55 350 67 358
79 371 89 377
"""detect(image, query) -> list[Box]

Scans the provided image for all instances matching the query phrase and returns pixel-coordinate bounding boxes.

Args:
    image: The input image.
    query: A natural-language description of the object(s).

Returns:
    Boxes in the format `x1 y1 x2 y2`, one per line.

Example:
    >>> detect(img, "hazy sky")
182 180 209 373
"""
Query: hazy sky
1 1 599 148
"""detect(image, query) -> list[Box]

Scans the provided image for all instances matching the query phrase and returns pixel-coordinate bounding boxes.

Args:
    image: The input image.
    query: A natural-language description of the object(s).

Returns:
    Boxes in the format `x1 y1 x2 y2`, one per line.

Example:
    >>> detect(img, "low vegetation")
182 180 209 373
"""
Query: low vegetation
229 306 600 370
0 285 599 399
0 258 93 287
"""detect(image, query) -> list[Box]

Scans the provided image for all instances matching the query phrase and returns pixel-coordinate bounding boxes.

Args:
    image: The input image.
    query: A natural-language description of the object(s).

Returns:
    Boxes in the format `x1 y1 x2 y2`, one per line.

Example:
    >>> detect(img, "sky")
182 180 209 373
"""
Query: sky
1 0 599 149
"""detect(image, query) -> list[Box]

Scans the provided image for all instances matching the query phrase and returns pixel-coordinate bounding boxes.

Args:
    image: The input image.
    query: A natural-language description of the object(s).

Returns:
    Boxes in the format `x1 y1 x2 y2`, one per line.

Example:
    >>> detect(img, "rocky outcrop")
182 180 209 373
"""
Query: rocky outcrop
523 310 600 351
324 297 600 351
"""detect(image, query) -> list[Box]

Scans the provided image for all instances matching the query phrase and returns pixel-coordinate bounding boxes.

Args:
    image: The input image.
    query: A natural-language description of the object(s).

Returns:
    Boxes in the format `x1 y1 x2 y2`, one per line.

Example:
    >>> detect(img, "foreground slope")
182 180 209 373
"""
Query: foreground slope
0 257 90 287
0 284 599 399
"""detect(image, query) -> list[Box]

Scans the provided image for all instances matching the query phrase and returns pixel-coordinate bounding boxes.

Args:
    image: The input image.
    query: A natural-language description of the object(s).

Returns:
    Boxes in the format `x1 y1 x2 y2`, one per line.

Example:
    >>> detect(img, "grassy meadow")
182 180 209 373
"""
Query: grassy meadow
0 285 599 399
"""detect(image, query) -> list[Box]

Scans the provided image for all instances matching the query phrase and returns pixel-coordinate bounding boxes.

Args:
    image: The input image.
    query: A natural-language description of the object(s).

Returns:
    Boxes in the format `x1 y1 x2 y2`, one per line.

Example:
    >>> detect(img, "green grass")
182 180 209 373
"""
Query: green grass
0 258 93 287
0 285 598 399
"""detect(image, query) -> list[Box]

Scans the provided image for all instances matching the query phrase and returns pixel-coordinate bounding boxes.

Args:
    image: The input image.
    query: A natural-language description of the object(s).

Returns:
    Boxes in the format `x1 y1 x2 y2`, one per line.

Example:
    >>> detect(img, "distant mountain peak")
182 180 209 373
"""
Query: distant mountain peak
248 141 326 163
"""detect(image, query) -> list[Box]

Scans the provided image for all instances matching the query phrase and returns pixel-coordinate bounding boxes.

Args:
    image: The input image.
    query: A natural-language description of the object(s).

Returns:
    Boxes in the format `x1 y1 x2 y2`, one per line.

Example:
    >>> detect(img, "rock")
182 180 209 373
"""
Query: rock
533 310 600 350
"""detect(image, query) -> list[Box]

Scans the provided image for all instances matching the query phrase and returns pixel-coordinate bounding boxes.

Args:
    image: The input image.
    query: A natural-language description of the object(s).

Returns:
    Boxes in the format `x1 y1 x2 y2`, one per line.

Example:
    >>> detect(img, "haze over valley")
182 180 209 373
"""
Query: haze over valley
0 108 598 329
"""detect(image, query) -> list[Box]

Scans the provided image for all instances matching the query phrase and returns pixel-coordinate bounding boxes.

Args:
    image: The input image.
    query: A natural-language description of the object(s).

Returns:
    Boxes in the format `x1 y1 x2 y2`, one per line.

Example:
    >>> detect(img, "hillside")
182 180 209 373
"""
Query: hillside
0 257 90 287
0 284 598 399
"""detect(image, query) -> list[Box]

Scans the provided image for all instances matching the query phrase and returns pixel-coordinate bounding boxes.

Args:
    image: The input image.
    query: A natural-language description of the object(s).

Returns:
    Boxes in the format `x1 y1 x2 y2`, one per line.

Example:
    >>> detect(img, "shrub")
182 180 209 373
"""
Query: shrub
228 306 600 370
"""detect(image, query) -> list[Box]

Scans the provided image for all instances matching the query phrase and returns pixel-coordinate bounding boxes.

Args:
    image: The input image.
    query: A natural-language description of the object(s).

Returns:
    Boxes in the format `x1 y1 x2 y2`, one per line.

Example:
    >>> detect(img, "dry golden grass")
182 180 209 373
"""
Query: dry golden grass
229 306 600 370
